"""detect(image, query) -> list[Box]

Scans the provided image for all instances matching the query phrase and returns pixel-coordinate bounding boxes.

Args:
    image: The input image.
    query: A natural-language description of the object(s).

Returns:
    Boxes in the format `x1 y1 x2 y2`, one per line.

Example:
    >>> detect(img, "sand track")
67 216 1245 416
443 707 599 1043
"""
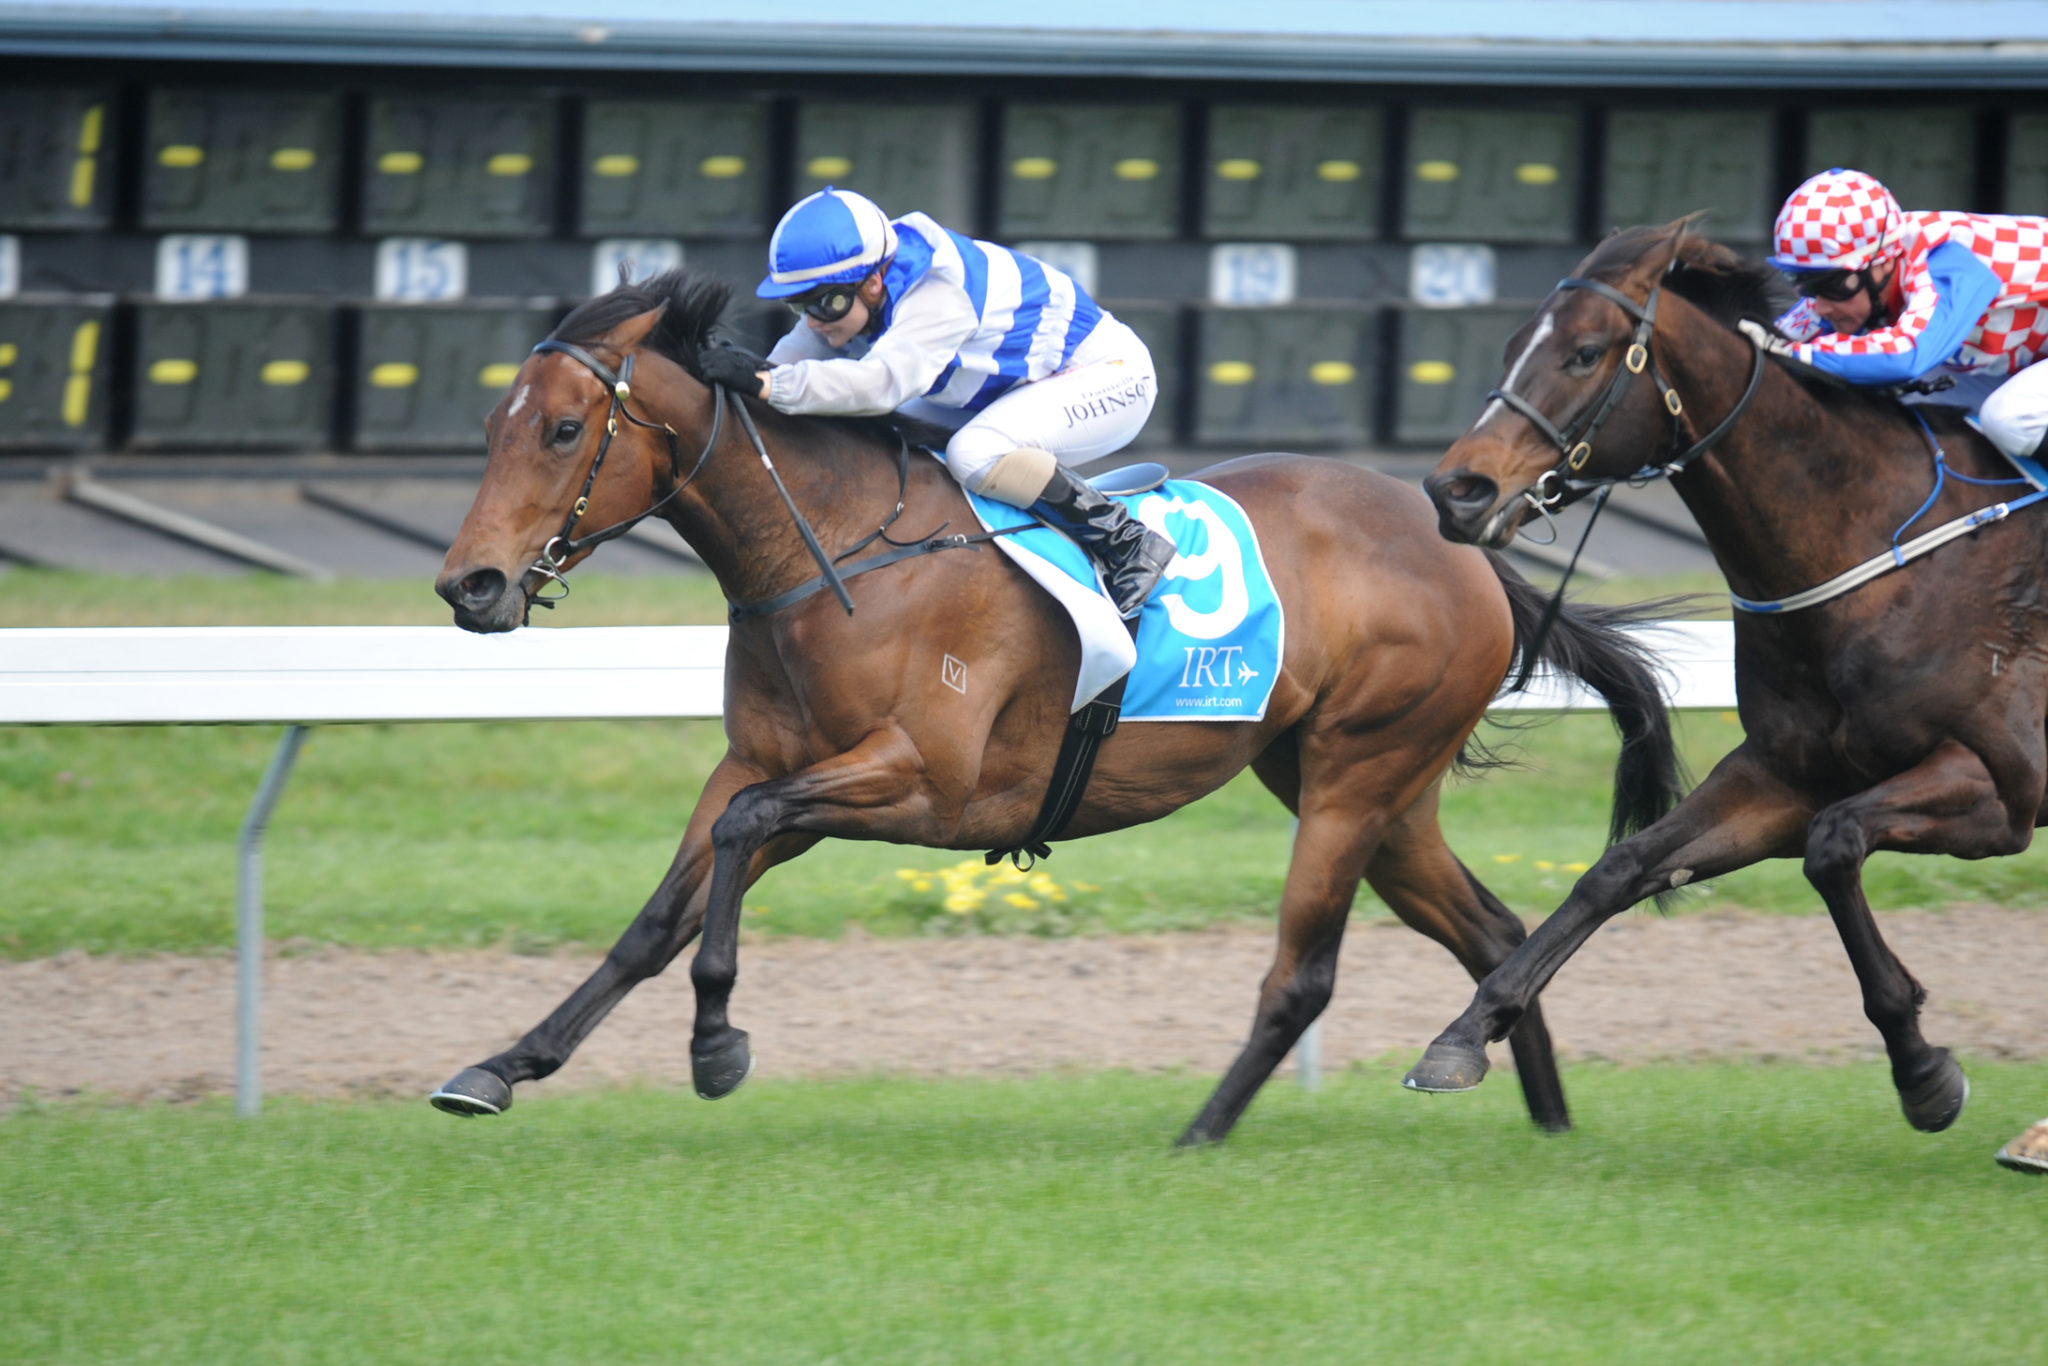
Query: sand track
6 906 2045 1109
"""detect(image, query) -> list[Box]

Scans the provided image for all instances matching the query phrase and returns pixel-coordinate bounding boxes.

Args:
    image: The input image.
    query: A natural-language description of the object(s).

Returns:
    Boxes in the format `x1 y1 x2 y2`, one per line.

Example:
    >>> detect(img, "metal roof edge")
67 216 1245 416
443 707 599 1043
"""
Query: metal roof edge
4 17 2048 87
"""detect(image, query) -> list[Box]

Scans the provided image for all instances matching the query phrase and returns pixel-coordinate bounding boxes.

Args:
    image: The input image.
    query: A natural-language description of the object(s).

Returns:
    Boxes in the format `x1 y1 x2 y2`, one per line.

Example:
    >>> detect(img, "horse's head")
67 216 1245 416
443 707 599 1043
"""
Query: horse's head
438 270 729 632
1424 218 1760 547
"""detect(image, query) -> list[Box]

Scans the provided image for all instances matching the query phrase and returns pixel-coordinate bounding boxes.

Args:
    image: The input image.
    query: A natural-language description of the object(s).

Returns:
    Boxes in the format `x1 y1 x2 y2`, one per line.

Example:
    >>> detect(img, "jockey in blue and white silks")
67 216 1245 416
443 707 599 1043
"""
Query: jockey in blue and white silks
696 186 1173 618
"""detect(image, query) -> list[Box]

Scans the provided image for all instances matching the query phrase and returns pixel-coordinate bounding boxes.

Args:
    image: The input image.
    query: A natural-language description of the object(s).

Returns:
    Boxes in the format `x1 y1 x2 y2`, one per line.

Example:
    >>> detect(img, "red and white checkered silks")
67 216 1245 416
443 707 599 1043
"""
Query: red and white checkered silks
1794 211 2048 375
1770 169 1904 272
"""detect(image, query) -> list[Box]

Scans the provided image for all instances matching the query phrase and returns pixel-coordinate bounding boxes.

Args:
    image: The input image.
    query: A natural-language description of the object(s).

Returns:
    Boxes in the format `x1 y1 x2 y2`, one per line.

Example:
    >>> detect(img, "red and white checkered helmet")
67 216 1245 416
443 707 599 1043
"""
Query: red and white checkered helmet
1770 168 1904 273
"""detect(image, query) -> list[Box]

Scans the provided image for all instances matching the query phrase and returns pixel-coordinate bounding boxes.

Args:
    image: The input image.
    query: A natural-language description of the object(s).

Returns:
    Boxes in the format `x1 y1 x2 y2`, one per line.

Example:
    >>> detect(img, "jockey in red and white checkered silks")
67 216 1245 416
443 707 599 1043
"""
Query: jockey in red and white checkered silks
1764 168 2048 459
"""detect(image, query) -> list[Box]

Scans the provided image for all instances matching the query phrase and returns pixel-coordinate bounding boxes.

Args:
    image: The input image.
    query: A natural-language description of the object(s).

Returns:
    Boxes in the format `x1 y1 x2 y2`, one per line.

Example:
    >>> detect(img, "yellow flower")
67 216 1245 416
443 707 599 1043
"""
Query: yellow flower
1565 861 1590 873
1073 880 1100 893
943 891 983 914
911 879 933 893
1535 860 1554 871
1003 893 1039 909
1493 853 1521 864
894 868 921 881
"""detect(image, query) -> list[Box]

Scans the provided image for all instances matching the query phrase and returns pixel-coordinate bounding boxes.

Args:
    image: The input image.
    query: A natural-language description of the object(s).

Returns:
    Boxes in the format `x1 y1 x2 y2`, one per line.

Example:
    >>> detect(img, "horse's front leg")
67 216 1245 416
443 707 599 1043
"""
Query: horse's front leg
689 727 931 1099
431 753 796 1116
1801 740 2035 1132
1404 744 1812 1094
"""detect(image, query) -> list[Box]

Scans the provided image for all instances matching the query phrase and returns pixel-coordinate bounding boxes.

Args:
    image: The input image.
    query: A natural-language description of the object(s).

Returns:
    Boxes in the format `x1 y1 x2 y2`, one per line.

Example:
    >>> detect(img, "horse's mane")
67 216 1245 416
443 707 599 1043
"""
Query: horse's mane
1581 223 1978 439
548 266 954 452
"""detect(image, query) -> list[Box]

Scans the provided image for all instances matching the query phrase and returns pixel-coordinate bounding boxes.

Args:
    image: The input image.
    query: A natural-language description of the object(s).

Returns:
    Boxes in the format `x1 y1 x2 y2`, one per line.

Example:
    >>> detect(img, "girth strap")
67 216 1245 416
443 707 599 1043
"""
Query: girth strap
987 617 1142 869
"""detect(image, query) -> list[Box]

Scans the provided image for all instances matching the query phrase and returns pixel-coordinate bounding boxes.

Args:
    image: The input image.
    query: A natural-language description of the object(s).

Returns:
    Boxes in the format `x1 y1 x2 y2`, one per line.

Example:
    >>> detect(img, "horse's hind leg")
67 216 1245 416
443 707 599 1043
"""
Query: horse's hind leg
1363 788 1569 1132
1177 743 1389 1147
1803 740 2035 1133
431 754 800 1116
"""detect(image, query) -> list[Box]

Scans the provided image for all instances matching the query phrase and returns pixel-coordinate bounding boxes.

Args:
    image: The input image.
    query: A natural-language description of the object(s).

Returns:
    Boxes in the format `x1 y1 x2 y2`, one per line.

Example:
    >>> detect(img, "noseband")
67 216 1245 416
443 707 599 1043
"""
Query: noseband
1490 275 1768 515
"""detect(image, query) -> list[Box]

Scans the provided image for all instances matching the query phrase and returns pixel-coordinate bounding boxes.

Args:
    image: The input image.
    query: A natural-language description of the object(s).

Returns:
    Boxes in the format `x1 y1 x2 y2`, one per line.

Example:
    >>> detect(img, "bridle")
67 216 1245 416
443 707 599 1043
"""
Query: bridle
1481 271 1768 689
522 338 857 615
523 339 710 606
1488 274 1768 520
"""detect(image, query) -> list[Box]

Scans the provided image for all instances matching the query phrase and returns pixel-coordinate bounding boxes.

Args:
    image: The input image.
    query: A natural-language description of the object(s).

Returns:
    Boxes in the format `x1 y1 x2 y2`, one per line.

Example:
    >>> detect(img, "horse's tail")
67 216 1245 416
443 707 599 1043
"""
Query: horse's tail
1485 551 1690 847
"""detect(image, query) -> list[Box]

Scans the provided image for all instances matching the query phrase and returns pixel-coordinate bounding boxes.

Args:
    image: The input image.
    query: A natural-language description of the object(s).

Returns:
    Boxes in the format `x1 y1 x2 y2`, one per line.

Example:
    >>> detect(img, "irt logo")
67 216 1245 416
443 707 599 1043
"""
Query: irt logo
1178 645 1247 690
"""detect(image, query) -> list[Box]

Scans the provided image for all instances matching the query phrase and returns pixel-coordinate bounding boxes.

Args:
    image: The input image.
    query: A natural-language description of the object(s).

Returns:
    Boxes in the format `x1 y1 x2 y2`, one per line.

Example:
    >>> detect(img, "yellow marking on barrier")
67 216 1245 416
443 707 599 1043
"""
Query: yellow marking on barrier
806 155 853 179
69 158 95 209
592 154 639 177
1215 158 1261 181
0 344 15 367
63 375 90 426
270 148 317 172
478 363 520 387
158 144 205 168
1408 360 1455 384
486 153 533 177
1113 158 1159 181
1415 160 1459 182
369 362 419 388
378 151 423 174
69 321 98 374
260 360 310 386
79 104 103 155
149 359 198 385
1309 361 1356 385
699 155 746 179
1515 162 1560 185
1010 156 1057 180
1316 159 1362 182
1208 361 1255 385
0 379 11 402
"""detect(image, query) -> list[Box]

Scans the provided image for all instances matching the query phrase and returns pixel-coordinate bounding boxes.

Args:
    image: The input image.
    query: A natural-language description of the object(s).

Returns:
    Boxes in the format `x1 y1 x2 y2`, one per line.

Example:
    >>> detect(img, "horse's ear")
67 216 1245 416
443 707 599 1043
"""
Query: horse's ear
607 304 669 351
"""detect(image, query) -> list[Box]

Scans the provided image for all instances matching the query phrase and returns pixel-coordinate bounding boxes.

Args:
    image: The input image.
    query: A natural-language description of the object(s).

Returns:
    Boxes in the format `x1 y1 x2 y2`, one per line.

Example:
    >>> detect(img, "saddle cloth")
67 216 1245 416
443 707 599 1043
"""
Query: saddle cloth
963 478 1284 722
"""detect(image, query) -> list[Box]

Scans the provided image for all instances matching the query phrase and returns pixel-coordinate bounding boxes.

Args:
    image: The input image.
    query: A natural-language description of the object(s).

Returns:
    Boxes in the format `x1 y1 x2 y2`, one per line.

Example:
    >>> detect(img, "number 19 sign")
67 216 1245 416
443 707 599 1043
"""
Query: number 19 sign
375 239 467 303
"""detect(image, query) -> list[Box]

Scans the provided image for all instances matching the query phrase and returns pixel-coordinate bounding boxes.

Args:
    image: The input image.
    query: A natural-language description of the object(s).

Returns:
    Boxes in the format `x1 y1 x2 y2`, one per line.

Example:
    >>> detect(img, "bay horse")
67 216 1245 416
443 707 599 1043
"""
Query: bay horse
428 268 1684 1146
1414 220 2048 1160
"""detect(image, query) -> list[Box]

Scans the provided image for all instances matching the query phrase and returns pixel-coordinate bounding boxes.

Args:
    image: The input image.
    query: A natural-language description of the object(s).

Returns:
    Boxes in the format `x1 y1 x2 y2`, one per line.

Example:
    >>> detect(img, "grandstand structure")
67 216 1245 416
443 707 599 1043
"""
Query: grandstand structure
0 1 2042 570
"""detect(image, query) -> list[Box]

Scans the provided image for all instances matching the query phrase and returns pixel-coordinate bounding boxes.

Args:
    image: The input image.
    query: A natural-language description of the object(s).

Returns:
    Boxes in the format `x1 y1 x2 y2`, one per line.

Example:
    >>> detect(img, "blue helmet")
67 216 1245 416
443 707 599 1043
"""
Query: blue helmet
756 187 898 300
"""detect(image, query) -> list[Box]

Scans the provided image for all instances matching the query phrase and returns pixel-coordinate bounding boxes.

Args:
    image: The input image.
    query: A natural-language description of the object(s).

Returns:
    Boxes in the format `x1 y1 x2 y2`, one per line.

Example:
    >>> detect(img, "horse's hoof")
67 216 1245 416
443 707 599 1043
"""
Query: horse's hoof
692 1030 753 1100
429 1067 512 1117
1173 1127 1225 1150
1897 1049 1968 1133
1994 1119 2048 1174
1402 1040 1490 1093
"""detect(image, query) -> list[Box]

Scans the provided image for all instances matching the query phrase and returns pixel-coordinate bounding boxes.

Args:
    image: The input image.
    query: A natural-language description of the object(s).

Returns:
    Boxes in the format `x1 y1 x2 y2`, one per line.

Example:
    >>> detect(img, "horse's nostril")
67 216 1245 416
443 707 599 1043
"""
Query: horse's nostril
442 567 507 614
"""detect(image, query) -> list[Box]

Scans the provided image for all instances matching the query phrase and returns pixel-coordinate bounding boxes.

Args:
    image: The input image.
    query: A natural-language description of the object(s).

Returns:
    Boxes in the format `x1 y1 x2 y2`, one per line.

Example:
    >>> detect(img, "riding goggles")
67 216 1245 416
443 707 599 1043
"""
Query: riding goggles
1794 270 1867 303
786 284 861 323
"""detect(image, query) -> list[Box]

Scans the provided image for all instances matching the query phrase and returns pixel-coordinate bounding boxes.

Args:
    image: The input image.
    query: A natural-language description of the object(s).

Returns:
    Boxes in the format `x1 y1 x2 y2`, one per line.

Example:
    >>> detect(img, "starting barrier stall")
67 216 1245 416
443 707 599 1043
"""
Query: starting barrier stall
0 620 1737 1114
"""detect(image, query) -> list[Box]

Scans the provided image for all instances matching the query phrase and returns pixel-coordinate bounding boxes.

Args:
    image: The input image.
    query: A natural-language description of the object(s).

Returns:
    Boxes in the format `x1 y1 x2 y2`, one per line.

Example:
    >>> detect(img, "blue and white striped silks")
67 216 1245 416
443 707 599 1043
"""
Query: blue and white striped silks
883 213 1104 414
966 480 1284 723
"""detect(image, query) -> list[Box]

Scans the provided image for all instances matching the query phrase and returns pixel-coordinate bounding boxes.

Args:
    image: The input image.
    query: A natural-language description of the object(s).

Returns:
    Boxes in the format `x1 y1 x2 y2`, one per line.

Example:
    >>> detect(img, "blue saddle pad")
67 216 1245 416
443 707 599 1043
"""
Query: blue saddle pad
967 479 1284 722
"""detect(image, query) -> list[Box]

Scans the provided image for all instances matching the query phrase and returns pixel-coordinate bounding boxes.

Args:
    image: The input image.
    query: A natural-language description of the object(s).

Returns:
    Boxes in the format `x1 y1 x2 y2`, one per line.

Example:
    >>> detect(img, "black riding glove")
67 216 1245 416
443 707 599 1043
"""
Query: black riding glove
699 339 768 395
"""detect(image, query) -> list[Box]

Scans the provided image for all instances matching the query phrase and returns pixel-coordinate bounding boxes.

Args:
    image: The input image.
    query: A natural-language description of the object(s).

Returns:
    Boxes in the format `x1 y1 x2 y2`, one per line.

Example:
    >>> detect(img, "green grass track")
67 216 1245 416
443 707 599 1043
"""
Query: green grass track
6 1064 2046 1364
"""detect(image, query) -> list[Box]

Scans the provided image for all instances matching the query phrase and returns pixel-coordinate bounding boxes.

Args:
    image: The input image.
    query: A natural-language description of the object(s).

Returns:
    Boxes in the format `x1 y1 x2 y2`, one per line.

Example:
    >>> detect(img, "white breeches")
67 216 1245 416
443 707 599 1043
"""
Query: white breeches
896 318 1158 498
1977 362 2048 458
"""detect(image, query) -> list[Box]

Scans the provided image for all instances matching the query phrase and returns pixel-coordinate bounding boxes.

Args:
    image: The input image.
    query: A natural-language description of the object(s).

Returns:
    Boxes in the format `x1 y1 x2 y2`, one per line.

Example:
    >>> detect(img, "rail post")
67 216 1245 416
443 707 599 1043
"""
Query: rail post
237 725 308 1117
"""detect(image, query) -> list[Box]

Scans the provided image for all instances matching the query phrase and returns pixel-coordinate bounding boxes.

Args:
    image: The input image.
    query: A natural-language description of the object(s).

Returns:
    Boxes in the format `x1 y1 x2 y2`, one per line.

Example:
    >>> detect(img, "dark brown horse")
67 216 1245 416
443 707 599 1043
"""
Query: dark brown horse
1414 221 2047 1153
428 268 1684 1146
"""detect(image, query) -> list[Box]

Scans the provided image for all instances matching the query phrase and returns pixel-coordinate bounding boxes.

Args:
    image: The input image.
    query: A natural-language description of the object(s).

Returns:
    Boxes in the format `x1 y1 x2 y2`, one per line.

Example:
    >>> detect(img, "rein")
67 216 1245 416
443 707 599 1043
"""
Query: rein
524 339 857 616
1729 408 2048 614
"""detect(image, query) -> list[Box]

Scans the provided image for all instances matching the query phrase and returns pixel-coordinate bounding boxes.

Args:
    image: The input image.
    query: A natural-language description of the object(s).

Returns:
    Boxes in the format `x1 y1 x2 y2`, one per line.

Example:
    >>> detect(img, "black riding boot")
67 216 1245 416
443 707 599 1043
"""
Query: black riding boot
1031 465 1177 618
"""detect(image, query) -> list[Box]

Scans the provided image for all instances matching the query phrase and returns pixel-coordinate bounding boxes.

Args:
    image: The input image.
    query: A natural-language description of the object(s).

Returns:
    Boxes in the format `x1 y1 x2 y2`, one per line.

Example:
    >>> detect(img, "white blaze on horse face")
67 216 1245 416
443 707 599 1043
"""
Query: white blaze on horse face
1476 311 1556 431
506 383 532 421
